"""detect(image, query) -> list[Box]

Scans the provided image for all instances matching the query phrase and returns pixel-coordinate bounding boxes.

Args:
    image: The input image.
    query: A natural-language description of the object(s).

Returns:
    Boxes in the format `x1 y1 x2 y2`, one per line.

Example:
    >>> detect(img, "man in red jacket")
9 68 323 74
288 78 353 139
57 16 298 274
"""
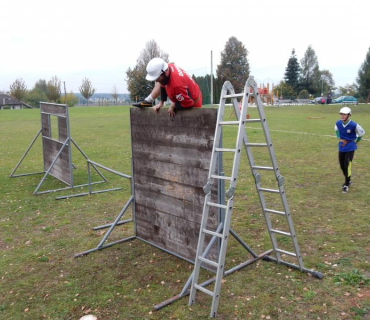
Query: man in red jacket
133 57 202 116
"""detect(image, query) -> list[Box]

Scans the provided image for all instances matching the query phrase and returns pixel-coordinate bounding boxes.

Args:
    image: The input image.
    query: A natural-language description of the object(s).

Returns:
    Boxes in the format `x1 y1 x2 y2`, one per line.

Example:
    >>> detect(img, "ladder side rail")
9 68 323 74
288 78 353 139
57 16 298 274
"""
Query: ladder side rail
204 85 229 193
241 80 282 262
225 88 251 197
278 191 304 269
253 86 303 269
189 192 213 305
210 198 234 317
240 127 282 262
248 78 303 268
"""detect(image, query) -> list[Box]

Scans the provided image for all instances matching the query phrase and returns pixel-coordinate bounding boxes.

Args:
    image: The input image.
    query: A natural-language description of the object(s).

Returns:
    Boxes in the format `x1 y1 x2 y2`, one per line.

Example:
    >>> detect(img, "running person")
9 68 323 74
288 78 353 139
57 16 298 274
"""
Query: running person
133 57 202 116
334 107 365 193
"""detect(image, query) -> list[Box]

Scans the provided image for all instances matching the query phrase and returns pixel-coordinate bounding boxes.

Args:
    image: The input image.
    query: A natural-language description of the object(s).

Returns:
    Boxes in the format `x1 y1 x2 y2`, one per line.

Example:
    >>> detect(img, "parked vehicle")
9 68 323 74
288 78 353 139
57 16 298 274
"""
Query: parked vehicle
332 96 358 105
310 97 327 104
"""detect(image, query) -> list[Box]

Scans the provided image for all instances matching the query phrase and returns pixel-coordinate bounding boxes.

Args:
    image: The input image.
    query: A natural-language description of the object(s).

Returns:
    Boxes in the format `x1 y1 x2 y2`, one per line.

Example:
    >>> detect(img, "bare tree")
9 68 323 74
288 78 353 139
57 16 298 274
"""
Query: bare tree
46 76 61 102
79 78 95 106
111 85 118 105
9 78 28 101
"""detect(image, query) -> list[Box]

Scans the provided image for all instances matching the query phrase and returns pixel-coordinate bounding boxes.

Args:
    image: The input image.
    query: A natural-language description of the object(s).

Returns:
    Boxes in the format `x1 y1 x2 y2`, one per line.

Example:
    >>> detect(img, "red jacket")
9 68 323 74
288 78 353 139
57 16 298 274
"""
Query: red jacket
162 64 202 108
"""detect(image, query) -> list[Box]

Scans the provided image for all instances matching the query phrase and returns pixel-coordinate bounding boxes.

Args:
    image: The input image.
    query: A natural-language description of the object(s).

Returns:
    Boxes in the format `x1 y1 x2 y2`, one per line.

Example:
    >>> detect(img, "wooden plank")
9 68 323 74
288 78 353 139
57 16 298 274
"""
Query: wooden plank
133 173 218 209
130 108 219 262
130 107 217 129
133 157 211 188
134 185 217 226
40 103 67 116
41 113 50 137
135 205 218 262
42 137 72 185
58 117 68 142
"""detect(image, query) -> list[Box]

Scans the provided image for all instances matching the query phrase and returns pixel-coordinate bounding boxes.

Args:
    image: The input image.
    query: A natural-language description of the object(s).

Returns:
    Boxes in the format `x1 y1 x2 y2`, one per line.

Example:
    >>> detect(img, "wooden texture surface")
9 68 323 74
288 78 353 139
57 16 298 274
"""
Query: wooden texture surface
40 103 67 117
130 107 219 262
42 138 72 185
40 103 72 185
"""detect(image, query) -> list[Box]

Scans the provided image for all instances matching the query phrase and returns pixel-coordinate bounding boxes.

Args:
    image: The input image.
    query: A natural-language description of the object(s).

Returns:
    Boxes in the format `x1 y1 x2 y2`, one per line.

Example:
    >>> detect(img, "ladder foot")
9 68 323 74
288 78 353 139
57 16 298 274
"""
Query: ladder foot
311 271 324 279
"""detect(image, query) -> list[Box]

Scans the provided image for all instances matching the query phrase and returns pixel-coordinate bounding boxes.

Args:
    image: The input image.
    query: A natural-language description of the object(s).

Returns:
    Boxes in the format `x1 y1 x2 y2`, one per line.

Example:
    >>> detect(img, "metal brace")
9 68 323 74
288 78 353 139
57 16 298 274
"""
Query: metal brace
203 180 212 194
277 175 284 187
253 172 261 184
226 187 235 198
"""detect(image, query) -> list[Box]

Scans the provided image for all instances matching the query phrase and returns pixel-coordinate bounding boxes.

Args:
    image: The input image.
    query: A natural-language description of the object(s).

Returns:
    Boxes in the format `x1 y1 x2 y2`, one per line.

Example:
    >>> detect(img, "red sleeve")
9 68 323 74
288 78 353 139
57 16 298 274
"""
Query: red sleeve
173 86 194 108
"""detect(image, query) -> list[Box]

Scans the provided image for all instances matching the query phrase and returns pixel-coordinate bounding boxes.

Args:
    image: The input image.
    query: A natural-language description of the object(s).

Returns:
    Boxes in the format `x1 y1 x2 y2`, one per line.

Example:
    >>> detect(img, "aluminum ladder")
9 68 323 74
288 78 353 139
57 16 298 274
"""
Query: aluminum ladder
188 77 304 318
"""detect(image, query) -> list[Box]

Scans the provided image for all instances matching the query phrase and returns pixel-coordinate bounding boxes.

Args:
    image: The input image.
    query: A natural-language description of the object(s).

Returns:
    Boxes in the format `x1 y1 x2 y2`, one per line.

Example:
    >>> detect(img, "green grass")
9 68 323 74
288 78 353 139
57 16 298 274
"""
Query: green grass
1 104 370 319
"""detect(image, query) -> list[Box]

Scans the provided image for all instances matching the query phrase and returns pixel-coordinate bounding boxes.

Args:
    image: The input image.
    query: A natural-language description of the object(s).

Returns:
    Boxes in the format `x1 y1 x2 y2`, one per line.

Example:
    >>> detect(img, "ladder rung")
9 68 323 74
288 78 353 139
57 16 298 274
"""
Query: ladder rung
245 143 268 147
194 284 215 297
219 121 239 125
252 166 274 171
275 248 297 257
224 93 244 99
202 228 223 238
258 187 280 193
211 174 232 181
264 208 286 215
198 256 219 268
245 118 261 123
207 202 227 209
270 229 291 236
215 148 236 152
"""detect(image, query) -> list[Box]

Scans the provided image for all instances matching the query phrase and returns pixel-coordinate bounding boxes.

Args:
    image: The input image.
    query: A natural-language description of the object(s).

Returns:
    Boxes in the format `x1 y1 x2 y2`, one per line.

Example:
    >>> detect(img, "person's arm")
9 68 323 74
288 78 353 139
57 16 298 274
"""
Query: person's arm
174 86 194 109
153 87 168 112
334 124 340 139
356 124 365 143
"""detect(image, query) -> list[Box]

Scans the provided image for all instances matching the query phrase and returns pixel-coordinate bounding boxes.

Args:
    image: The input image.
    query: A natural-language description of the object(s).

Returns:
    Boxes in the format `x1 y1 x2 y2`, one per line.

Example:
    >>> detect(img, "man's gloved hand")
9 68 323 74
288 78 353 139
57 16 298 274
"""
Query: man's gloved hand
339 139 348 147
132 100 153 108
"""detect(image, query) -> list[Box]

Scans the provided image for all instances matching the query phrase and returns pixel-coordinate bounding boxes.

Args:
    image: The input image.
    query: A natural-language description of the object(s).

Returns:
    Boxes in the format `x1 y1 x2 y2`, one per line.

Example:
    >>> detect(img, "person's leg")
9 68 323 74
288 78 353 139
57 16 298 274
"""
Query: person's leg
344 151 355 186
338 151 346 181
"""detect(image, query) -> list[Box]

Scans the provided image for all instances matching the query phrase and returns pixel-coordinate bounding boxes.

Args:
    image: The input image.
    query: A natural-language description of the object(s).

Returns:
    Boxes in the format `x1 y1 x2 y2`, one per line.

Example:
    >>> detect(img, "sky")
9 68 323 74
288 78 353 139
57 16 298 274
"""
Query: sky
1 0 369 94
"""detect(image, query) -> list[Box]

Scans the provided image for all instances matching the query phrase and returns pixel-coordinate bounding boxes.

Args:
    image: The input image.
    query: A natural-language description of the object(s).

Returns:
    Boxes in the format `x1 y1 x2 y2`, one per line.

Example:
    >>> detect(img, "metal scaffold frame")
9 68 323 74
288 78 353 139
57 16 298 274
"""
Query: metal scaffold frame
10 102 124 198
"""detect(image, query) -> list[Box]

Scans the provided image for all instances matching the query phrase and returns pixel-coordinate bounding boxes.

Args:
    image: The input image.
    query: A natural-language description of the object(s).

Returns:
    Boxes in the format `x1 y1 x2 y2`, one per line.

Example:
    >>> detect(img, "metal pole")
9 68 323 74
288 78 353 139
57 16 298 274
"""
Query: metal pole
33 138 70 194
210 50 213 106
9 129 42 177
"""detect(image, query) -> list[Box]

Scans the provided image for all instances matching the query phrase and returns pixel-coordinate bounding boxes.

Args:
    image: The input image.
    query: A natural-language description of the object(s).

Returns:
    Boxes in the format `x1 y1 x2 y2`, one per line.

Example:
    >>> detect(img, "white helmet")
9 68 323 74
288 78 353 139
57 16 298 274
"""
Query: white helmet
146 58 168 81
339 107 351 115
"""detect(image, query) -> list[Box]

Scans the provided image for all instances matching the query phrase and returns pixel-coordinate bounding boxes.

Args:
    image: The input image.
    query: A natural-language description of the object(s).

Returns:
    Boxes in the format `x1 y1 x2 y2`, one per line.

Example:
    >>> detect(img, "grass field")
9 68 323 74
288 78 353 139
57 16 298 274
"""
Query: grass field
0 104 369 319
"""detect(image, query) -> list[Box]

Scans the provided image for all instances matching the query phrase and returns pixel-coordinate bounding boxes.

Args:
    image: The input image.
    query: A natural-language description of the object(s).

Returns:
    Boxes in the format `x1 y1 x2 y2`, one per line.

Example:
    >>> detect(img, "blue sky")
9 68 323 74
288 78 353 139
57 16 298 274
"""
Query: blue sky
1 0 369 93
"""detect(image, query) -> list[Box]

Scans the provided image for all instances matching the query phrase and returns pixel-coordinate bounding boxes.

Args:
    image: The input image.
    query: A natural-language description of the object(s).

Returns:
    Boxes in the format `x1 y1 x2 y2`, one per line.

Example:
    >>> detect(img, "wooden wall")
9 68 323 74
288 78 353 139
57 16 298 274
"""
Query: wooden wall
130 108 219 263
40 103 72 186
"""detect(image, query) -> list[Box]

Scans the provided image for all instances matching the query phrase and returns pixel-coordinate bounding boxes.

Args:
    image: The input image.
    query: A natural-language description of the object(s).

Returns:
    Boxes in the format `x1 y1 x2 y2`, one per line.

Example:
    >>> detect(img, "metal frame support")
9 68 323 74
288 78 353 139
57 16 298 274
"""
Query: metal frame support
74 195 135 258
9 128 126 198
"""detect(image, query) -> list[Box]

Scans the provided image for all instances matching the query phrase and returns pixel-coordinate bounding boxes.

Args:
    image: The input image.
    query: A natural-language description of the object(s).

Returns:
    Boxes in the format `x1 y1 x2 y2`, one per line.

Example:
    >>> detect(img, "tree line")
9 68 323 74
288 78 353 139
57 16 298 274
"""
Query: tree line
6 76 103 108
127 39 370 104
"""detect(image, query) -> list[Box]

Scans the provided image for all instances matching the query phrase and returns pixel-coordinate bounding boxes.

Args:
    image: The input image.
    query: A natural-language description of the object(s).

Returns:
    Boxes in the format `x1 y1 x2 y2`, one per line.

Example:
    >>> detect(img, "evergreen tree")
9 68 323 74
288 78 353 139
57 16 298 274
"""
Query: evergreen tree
191 74 223 105
216 36 249 93
284 49 300 95
192 75 210 105
357 47 370 100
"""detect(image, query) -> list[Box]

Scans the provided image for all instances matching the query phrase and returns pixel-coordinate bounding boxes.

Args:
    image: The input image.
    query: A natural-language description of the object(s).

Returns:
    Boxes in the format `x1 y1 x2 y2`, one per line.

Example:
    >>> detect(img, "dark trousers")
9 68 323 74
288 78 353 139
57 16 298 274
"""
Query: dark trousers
338 151 355 185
